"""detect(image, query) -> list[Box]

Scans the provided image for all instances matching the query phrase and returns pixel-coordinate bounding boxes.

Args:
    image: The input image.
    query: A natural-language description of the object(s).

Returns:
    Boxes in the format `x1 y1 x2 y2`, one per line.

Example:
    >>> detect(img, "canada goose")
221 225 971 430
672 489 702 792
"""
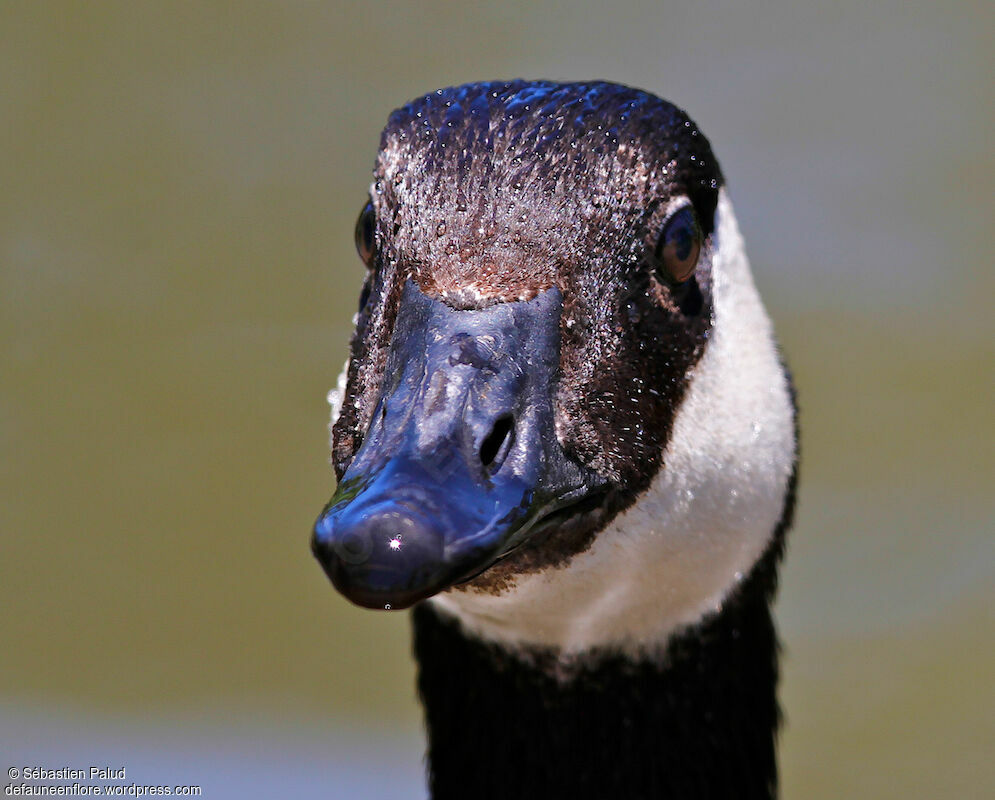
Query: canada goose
312 80 798 799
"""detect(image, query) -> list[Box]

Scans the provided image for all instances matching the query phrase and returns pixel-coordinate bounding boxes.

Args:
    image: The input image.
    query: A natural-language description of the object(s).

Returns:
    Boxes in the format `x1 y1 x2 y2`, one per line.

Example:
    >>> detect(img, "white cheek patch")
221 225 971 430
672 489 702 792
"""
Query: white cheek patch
430 190 796 655
327 358 350 448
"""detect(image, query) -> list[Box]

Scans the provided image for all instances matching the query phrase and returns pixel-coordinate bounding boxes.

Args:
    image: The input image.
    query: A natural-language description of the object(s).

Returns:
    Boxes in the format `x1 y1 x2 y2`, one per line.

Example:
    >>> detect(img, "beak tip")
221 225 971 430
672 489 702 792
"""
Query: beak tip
311 502 454 611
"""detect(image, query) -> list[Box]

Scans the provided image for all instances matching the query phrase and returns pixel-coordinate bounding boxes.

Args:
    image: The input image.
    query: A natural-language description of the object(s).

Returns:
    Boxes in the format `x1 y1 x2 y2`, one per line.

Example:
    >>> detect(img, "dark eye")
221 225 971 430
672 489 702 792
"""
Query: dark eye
655 205 701 284
354 199 376 267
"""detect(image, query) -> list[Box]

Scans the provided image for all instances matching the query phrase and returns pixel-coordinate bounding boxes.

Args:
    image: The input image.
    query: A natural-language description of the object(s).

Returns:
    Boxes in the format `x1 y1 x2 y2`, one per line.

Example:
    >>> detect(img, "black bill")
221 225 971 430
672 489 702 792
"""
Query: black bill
312 280 604 609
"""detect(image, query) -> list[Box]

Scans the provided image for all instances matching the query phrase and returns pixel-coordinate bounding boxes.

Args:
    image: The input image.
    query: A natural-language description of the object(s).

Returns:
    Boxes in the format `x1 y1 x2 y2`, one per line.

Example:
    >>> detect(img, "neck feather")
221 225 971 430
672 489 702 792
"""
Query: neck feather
412 472 794 800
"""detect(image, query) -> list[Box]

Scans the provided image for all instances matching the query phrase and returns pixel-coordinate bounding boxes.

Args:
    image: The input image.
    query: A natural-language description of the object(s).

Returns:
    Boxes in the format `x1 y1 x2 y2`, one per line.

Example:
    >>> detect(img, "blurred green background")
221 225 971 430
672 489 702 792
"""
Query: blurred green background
1 1 991 797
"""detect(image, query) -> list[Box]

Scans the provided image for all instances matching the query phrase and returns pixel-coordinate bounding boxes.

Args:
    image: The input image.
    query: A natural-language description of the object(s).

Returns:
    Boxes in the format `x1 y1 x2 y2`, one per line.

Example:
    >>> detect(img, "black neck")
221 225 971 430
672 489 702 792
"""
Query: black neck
412 503 792 800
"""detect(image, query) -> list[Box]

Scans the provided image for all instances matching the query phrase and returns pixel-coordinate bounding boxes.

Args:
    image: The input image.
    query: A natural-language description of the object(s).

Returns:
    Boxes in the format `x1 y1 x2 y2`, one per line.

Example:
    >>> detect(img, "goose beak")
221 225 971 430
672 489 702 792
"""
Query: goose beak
312 280 603 610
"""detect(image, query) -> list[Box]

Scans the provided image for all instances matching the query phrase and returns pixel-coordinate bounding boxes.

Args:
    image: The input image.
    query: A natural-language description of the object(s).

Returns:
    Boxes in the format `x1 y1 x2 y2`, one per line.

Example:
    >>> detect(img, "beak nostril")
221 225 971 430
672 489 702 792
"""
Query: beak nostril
479 415 515 471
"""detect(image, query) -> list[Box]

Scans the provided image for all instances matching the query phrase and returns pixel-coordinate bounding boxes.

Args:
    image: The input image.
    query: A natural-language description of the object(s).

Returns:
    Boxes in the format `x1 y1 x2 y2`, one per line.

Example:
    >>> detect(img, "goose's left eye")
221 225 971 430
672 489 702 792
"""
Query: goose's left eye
354 200 376 267
655 206 701 284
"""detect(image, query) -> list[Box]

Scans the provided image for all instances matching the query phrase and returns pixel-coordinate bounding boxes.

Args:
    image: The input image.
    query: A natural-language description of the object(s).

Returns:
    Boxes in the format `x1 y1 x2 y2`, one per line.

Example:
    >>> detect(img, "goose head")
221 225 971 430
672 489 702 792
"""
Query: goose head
312 80 795 654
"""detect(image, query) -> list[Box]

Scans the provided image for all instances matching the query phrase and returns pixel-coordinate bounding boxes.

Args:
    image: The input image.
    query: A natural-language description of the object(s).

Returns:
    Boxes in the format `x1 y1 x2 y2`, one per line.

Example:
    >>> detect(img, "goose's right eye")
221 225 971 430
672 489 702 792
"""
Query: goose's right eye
354 200 376 267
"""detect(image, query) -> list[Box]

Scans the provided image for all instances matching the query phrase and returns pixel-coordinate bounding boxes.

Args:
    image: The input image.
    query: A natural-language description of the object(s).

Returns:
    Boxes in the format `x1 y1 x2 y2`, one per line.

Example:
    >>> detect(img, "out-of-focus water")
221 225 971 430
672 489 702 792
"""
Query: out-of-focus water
1 3 991 798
